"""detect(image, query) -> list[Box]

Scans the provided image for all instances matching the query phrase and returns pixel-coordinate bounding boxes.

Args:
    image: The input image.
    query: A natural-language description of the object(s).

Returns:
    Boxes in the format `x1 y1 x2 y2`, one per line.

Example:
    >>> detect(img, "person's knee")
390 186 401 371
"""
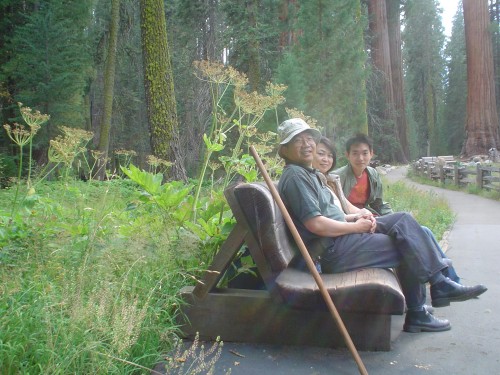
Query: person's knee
399 211 419 225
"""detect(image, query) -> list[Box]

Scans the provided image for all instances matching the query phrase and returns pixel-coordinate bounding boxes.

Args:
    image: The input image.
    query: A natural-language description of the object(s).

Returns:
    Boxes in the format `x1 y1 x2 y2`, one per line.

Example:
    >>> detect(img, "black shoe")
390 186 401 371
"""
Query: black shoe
431 278 487 307
404 309 451 333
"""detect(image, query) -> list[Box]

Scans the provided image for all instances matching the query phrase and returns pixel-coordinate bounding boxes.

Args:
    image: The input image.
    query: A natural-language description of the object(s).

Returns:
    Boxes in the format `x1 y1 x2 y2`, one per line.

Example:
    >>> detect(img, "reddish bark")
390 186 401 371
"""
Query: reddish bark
463 0 500 156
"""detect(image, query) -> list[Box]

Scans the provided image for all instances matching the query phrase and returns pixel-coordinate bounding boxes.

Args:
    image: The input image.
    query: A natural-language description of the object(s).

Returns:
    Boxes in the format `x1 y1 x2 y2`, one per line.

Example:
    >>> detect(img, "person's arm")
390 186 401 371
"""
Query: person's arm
304 214 375 237
328 174 372 217
345 200 372 216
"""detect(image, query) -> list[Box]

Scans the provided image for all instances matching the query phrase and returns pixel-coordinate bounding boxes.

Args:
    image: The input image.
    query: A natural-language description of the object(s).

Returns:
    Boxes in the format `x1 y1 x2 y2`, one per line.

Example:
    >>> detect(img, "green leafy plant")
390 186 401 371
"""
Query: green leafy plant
121 163 164 195
121 163 234 264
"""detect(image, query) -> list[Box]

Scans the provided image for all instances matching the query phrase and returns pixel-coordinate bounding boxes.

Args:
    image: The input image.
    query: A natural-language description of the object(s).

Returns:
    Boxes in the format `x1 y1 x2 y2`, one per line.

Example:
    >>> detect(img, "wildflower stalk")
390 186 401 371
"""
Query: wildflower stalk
191 61 285 223
18 103 50 187
32 162 61 186
191 61 247 221
11 141 24 218
3 122 34 218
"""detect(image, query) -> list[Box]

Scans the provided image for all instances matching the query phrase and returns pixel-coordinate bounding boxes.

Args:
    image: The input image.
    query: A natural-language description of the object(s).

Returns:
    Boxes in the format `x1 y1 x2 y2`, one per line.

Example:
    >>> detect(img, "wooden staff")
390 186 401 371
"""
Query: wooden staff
249 145 369 375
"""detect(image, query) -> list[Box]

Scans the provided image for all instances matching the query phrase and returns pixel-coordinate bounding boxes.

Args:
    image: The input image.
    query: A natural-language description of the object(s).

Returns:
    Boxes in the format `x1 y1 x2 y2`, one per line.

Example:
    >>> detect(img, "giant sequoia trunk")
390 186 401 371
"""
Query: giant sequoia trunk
386 0 409 162
462 0 500 156
489 0 500 126
140 0 187 181
368 0 406 162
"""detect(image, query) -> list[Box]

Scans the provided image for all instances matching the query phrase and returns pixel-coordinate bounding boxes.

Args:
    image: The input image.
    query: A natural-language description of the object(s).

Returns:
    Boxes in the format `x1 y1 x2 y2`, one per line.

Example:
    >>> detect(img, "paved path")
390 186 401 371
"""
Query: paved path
166 167 500 375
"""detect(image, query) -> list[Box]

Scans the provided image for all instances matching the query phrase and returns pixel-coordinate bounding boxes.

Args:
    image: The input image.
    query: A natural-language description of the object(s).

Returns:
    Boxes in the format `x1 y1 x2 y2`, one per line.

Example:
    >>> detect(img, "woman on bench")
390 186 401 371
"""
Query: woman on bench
276 118 487 334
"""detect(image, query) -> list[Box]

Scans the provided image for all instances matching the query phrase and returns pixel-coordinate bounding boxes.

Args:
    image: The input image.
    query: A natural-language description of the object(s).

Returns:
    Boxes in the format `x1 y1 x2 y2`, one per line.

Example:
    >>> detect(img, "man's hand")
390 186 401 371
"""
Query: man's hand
355 217 376 233
357 208 372 216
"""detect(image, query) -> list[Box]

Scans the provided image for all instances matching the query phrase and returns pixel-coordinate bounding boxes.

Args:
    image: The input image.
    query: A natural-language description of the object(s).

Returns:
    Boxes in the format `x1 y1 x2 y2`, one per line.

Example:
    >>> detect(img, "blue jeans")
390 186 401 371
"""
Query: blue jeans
421 226 460 283
321 212 450 310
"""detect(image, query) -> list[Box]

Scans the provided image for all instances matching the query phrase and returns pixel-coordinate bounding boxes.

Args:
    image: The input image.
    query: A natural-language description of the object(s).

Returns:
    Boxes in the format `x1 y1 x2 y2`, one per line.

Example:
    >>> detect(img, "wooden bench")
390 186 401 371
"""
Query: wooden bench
178 182 405 351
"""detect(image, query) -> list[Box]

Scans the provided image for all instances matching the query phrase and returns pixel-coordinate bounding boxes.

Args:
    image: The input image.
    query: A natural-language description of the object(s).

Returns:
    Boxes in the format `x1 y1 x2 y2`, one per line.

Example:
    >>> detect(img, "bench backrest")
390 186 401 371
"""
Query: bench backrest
225 182 298 286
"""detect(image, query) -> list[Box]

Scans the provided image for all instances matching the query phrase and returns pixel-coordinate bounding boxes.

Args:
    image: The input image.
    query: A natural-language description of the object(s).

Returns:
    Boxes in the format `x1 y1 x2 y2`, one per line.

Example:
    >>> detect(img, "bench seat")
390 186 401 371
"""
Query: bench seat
276 267 404 314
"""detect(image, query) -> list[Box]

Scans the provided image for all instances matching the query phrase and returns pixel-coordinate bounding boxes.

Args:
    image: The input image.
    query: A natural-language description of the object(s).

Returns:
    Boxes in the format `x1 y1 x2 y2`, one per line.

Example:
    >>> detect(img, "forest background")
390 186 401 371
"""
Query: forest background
1 0 500 181
0 0 499 373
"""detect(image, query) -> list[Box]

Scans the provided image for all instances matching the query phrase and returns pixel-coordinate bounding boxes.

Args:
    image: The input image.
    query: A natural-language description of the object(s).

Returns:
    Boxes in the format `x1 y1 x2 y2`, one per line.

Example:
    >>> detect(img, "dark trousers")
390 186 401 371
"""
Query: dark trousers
321 212 447 310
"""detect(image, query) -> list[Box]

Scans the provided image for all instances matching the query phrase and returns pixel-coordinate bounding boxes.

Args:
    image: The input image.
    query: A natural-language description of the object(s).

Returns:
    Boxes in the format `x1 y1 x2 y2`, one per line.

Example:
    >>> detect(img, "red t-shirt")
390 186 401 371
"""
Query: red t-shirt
347 170 370 209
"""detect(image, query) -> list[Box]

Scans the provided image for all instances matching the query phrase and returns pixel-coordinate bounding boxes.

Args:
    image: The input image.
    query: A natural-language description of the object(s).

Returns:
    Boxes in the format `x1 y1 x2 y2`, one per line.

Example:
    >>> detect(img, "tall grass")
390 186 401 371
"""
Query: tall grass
0 180 204 373
384 179 455 240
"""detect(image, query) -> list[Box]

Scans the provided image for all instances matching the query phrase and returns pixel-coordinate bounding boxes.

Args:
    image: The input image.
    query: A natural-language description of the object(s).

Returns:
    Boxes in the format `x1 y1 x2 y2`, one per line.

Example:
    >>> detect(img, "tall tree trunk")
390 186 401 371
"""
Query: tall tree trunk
368 0 405 162
462 0 500 156
279 0 299 49
140 0 187 181
96 0 120 179
386 0 409 162
247 0 261 92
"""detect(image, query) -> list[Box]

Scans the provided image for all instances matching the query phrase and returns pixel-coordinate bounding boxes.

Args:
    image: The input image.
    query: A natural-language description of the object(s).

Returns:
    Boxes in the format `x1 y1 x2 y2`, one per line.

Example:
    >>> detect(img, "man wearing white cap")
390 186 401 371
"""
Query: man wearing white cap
277 118 487 333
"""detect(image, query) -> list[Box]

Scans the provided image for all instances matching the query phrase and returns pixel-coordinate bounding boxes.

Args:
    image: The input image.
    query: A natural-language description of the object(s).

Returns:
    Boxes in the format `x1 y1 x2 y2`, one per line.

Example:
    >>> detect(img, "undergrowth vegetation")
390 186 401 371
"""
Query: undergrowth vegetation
384 179 455 240
0 179 202 373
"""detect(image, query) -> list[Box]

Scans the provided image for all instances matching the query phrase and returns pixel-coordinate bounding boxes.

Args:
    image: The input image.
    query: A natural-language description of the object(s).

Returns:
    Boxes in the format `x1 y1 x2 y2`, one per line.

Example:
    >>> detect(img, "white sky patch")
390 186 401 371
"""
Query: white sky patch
439 0 460 37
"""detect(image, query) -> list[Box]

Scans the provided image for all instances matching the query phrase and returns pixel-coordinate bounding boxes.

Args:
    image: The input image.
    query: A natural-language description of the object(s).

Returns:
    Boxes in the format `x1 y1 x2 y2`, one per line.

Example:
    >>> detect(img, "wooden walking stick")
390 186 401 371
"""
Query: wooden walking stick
249 145 369 375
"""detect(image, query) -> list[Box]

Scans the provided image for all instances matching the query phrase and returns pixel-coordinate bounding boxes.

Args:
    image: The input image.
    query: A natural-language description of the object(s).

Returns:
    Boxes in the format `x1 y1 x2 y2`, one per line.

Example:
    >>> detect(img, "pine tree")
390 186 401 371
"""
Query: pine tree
0 0 37 129
86 0 151 171
367 0 407 162
166 0 225 175
221 0 282 90
2 0 93 152
96 0 120 179
278 0 368 138
387 0 409 161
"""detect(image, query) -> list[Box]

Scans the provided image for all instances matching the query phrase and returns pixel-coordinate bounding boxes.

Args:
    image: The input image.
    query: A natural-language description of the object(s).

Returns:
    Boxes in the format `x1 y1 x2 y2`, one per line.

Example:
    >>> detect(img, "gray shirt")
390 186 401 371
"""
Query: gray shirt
278 163 345 257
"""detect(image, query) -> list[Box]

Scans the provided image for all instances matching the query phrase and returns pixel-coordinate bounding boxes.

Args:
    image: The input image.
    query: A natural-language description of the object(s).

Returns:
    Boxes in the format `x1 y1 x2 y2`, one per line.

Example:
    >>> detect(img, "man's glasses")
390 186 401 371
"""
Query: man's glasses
292 135 315 146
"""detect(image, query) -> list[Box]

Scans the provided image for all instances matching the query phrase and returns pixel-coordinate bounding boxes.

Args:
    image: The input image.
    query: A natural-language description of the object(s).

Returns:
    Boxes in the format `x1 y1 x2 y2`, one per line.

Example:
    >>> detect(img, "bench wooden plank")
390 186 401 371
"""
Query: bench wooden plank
192 223 246 299
275 267 404 314
179 286 394 351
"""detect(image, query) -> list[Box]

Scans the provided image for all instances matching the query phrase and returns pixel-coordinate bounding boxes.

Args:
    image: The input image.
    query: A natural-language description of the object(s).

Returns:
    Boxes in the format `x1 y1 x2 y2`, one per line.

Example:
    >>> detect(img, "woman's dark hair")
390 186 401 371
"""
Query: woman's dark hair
318 136 337 172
